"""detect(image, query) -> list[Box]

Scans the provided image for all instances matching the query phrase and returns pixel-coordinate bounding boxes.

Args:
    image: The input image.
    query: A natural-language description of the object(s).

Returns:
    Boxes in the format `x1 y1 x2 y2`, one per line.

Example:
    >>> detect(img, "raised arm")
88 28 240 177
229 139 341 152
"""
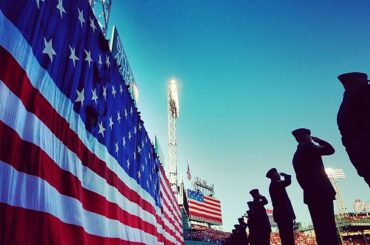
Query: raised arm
311 137 335 156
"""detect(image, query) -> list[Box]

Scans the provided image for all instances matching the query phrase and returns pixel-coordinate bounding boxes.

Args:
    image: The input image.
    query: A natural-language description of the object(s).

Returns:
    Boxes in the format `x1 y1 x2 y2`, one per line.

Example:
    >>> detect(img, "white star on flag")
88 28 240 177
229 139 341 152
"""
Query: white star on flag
42 38 56 62
115 142 119 154
91 89 98 104
111 86 116 97
36 0 44 9
84 49 92 67
117 111 121 123
137 170 141 179
75 88 85 106
128 131 132 141
141 164 145 172
56 0 66 18
103 86 107 100
130 106 133 115
69 46 79 66
124 109 128 119
77 8 85 27
133 152 136 160
106 55 110 68
109 116 114 129
122 137 126 147
98 121 105 137
119 84 123 94
90 17 97 33
126 159 130 169
98 54 102 67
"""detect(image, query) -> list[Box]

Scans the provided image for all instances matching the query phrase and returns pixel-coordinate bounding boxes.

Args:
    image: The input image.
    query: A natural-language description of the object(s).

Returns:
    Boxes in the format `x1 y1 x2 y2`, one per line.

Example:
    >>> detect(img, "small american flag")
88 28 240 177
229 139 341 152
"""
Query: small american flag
187 189 222 225
187 162 192 181
0 0 182 244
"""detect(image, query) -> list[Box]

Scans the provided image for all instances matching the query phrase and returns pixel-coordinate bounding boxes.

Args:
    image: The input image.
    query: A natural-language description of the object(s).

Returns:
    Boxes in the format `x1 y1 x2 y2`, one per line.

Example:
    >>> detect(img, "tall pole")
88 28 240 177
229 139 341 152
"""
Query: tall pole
89 0 112 37
325 168 347 245
168 79 179 198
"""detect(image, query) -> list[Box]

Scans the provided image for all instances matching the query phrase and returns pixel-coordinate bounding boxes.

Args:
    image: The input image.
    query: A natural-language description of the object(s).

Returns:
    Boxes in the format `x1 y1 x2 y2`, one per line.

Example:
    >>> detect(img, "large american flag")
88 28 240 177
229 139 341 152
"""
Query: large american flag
0 0 183 244
187 190 222 225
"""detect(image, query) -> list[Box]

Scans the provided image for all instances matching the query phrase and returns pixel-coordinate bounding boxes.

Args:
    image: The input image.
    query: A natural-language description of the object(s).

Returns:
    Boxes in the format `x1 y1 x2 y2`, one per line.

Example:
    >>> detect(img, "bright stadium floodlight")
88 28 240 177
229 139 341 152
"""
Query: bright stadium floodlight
168 79 180 200
168 79 179 118
325 168 347 219
325 168 346 179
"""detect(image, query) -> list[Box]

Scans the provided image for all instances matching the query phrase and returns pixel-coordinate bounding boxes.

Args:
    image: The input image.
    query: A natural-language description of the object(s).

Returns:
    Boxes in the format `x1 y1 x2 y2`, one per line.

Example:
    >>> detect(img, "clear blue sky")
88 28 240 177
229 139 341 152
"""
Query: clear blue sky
109 0 370 231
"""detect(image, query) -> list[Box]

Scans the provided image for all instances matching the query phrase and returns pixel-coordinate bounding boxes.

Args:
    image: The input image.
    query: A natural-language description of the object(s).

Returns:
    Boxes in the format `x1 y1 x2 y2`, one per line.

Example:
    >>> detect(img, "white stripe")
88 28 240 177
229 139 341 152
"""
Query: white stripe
0 11 182 243
160 178 182 232
159 172 182 231
189 208 222 219
160 195 182 238
160 171 182 218
204 196 221 205
188 200 222 215
0 161 159 243
0 80 176 244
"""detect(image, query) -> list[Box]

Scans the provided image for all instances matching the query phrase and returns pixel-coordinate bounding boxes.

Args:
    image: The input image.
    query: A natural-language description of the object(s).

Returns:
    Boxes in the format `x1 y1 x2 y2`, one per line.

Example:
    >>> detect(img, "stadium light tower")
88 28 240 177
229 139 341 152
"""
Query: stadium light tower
168 79 179 197
89 0 112 37
325 168 347 215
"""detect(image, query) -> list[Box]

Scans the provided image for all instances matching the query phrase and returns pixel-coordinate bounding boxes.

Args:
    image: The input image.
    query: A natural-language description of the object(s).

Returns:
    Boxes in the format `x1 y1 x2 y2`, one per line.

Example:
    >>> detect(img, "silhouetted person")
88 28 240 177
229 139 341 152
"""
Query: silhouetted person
249 189 271 245
337 72 370 187
246 202 256 245
292 128 338 245
237 217 248 244
266 168 295 245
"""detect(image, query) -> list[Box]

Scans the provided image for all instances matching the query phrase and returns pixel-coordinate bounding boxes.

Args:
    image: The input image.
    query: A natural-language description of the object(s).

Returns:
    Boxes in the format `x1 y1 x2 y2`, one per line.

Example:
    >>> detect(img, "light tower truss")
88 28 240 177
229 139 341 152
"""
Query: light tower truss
325 168 347 216
89 0 112 37
168 79 179 197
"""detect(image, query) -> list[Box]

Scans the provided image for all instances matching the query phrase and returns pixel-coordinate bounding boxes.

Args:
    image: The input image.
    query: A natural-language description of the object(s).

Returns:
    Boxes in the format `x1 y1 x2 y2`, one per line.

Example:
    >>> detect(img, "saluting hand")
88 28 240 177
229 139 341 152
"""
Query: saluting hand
311 136 322 142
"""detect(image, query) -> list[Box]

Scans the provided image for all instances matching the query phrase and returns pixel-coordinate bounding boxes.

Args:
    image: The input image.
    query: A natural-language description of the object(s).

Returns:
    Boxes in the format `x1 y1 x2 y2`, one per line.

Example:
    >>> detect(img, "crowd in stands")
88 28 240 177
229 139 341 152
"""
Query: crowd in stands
184 226 231 244
342 237 369 245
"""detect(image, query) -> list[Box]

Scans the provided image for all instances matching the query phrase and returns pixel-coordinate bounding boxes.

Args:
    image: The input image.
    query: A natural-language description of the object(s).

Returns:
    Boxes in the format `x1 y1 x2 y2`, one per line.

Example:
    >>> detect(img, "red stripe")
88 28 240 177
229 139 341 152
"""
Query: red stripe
189 211 222 223
160 169 182 219
0 46 182 243
188 200 222 213
159 169 183 236
189 205 222 217
0 203 144 245
160 179 182 225
160 189 183 240
204 196 221 204
159 168 183 243
0 121 165 241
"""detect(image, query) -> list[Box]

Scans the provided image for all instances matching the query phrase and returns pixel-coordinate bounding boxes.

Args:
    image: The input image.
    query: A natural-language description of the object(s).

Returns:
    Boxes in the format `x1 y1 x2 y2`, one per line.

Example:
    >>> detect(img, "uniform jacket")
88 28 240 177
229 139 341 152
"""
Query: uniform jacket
269 175 296 222
292 139 336 204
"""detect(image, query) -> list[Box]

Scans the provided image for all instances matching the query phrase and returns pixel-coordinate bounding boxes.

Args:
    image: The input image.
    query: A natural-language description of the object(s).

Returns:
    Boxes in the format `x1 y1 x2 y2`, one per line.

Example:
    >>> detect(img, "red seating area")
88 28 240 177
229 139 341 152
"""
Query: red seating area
270 231 316 245
184 226 231 244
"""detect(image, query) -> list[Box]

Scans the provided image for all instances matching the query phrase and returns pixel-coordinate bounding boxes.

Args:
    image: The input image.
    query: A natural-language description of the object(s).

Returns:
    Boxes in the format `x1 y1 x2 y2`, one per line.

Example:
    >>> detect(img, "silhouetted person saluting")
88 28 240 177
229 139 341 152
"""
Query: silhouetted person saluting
246 201 256 245
291 128 338 245
337 72 370 187
237 217 248 245
249 189 271 245
266 168 295 245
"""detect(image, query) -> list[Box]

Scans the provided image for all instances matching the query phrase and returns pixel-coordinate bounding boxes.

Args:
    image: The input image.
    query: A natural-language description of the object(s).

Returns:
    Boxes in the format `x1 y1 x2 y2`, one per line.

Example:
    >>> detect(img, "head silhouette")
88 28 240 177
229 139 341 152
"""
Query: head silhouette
292 128 311 143
338 72 368 91
266 168 280 181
